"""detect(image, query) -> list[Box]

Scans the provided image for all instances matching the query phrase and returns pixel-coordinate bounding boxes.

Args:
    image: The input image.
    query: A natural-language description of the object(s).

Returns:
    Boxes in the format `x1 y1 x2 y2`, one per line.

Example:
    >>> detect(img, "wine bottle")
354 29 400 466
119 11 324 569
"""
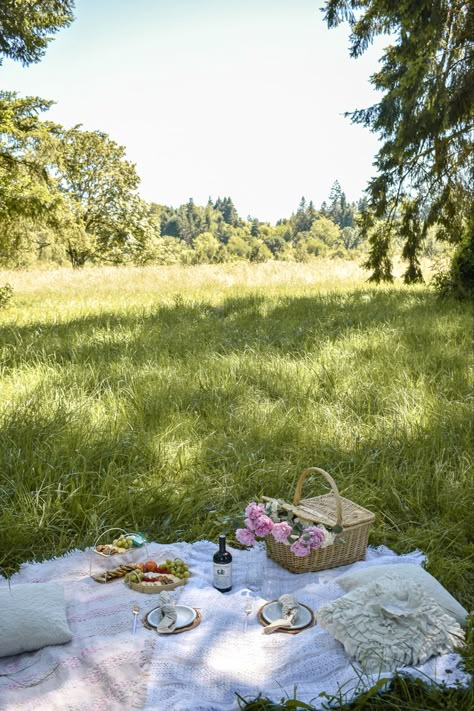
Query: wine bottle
213 534 232 592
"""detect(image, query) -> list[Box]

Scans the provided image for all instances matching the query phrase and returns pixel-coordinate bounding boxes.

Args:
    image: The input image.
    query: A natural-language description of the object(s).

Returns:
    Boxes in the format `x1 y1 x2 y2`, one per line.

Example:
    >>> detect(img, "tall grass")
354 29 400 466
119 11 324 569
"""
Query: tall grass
0 261 472 709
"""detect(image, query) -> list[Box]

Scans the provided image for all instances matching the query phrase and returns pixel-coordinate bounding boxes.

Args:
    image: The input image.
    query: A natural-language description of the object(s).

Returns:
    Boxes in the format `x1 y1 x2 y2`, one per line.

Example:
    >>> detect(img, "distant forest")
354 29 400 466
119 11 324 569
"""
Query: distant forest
151 184 366 267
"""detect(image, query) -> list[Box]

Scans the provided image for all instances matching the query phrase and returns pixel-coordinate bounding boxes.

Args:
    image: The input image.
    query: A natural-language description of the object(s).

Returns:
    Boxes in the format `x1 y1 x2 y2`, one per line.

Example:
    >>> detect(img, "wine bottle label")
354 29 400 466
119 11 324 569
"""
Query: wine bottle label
213 562 232 589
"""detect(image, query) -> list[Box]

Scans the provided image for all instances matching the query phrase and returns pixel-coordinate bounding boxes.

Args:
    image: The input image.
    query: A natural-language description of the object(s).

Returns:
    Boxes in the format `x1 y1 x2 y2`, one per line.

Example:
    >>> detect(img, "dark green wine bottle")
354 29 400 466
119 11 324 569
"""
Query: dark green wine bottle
212 535 232 592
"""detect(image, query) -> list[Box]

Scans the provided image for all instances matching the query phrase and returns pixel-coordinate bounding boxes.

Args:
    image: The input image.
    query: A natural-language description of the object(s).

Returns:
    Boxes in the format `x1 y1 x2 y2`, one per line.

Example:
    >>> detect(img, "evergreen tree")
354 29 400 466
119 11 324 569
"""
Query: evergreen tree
399 200 424 283
294 196 312 233
324 0 474 292
326 181 355 229
307 200 318 229
215 196 240 226
0 0 75 66
250 218 261 237
204 199 214 230
159 206 180 238
328 181 343 208
357 196 368 214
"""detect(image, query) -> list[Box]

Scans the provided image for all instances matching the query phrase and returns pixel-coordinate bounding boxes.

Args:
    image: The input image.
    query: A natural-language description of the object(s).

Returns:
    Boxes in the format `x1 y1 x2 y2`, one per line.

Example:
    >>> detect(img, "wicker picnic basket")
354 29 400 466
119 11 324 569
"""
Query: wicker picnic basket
264 467 375 573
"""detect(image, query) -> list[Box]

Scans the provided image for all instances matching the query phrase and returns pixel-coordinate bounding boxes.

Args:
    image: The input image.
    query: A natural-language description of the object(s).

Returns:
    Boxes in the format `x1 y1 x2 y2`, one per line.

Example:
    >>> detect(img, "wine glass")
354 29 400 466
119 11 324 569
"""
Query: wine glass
245 556 262 592
261 569 281 601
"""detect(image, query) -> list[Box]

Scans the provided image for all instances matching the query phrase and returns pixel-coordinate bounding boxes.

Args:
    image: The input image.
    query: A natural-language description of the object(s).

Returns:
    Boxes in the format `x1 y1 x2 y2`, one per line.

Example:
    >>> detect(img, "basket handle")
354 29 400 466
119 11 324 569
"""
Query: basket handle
293 467 343 528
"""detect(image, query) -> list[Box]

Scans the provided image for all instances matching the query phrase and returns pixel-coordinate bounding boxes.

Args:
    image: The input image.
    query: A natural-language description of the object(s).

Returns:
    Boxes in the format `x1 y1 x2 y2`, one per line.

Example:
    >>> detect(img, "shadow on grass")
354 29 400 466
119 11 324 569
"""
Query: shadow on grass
0 289 469 370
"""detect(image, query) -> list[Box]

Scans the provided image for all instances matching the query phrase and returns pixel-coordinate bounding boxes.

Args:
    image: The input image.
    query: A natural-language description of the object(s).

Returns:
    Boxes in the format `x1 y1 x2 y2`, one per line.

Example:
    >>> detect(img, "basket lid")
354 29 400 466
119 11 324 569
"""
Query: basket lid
281 493 375 529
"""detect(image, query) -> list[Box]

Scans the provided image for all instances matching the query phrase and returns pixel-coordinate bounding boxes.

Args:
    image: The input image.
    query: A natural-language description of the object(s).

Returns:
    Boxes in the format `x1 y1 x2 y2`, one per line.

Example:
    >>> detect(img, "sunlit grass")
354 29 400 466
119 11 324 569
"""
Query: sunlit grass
0 261 472 709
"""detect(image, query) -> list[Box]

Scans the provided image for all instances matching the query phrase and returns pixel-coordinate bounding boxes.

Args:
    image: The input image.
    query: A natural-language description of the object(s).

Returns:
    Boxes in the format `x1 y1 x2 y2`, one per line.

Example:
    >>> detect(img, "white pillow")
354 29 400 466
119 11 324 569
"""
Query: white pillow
317 577 465 673
337 564 467 625
0 583 72 658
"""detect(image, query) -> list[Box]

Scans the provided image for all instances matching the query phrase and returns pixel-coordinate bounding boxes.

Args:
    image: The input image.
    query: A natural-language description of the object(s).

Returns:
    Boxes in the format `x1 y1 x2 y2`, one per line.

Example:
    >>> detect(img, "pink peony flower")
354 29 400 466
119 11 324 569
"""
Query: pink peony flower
271 521 292 543
290 538 310 557
245 502 266 521
304 526 326 550
244 516 257 531
253 514 274 538
236 528 256 546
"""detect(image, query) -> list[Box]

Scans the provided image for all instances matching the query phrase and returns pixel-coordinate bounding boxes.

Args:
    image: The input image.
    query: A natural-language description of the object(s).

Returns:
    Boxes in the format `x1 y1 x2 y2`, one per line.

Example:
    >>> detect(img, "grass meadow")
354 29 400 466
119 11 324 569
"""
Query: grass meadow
0 261 472 709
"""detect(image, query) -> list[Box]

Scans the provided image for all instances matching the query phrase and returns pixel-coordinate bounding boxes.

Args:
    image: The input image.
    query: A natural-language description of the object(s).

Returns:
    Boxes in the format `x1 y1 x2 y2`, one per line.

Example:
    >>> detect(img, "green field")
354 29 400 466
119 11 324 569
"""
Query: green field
0 261 472 709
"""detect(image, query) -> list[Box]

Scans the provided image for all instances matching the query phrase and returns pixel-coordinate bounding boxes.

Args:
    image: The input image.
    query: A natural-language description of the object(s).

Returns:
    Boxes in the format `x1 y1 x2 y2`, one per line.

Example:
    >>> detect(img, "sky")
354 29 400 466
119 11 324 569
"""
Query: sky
1 0 387 224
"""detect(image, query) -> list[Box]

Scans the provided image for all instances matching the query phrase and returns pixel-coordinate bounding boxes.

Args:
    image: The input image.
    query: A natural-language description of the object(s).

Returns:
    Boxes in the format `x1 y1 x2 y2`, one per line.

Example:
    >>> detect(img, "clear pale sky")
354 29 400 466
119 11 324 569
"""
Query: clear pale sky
1 0 386 223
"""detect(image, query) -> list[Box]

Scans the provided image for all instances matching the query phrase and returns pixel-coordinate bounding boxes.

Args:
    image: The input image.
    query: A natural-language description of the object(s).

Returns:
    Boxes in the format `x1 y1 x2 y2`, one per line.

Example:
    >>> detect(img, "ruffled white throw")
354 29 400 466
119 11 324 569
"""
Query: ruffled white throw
0 542 470 711
316 577 465 672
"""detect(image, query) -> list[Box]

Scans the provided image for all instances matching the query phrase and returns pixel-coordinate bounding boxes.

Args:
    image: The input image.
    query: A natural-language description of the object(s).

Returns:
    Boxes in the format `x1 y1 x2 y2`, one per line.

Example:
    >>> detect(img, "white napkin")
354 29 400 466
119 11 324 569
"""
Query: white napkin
155 592 178 634
262 593 299 634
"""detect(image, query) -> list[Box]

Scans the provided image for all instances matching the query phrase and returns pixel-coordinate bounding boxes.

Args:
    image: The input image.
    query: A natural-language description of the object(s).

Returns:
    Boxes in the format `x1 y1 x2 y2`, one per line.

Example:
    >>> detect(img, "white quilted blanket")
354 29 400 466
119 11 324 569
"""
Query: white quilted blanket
0 543 469 711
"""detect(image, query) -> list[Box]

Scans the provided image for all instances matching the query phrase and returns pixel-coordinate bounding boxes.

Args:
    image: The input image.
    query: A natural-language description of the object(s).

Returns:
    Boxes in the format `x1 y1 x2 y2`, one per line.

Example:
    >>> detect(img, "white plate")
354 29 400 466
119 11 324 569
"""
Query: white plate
261 601 312 630
146 605 197 630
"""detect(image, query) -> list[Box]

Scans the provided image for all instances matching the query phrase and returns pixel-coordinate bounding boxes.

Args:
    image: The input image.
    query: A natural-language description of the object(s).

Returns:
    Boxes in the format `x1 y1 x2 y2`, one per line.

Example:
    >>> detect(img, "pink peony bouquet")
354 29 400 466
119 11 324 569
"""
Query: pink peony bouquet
236 499 335 557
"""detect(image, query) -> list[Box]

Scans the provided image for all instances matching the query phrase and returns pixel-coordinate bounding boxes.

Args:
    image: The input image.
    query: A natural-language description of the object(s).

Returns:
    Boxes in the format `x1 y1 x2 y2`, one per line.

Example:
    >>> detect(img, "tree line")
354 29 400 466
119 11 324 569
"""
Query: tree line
157 186 366 266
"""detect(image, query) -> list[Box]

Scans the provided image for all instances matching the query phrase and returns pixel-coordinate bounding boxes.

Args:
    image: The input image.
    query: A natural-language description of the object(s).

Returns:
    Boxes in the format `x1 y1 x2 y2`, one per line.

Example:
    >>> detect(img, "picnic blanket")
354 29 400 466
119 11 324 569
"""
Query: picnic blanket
0 543 470 711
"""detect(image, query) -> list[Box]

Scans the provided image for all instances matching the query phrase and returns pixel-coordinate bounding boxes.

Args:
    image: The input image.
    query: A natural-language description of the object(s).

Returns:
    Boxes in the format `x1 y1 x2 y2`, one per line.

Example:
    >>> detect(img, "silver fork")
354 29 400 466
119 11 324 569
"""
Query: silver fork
243 595 253 633
132 604 140 635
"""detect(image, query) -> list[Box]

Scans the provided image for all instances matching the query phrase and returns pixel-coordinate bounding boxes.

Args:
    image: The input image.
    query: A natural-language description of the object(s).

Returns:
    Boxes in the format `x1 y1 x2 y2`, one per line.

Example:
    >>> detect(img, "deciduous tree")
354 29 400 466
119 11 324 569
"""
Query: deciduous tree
56 127 156 265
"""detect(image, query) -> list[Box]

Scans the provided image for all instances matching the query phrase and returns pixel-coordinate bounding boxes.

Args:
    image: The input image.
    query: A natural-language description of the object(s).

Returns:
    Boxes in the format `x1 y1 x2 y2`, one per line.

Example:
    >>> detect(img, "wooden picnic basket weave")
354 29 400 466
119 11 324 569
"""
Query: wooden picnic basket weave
264 467 375 573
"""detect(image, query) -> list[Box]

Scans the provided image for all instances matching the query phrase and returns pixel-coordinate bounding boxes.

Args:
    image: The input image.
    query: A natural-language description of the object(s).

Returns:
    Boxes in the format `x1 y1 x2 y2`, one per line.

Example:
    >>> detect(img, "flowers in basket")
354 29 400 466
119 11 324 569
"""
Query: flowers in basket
236 500 336 557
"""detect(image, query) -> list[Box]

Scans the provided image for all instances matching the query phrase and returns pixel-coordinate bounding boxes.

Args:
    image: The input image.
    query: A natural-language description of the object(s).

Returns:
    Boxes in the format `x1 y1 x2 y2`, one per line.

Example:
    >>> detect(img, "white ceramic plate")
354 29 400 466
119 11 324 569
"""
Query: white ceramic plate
261 601 312 630
146 605 197 630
